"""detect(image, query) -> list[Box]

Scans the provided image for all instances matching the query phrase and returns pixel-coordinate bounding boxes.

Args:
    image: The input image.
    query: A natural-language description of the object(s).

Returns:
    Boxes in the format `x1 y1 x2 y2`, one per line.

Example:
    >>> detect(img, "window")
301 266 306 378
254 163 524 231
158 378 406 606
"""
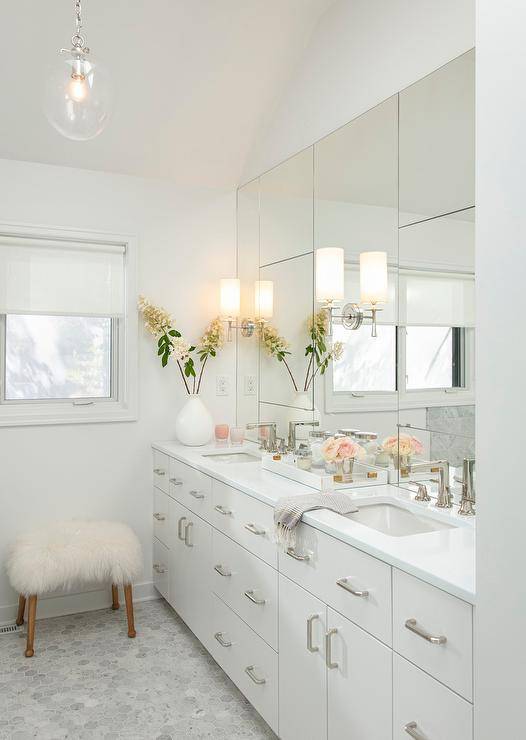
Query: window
4 314 113 401
405 326 464 390
332 324 396 393
0 225 137 426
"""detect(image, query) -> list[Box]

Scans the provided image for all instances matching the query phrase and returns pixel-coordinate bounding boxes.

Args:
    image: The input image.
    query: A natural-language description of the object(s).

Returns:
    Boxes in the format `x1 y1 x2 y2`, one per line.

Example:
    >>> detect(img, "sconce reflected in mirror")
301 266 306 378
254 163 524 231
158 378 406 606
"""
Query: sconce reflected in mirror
315 248 388 337
220 278 274 340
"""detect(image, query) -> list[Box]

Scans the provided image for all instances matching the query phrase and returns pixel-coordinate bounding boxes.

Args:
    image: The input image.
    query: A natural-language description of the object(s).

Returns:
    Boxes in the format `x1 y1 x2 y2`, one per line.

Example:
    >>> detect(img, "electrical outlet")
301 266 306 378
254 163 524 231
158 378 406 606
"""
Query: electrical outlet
216 375 230 396
244 375 257 396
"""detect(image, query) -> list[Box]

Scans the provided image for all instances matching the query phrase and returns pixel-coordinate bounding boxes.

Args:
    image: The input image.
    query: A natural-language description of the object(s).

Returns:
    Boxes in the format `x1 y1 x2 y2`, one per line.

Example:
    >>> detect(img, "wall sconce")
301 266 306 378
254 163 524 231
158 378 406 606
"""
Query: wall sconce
220 278 274 340
315 248 388 338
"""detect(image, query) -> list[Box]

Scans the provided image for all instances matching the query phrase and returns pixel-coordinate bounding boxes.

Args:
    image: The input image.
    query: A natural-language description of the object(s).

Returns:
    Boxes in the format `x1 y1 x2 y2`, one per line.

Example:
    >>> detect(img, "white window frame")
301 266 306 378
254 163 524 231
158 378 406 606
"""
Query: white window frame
324 325 475 414
0 222 138 427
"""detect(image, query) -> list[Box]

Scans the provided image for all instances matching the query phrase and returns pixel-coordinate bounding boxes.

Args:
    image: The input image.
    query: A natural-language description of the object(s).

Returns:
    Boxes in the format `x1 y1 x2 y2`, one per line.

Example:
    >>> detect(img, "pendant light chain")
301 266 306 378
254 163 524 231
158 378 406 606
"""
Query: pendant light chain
71 0 87 51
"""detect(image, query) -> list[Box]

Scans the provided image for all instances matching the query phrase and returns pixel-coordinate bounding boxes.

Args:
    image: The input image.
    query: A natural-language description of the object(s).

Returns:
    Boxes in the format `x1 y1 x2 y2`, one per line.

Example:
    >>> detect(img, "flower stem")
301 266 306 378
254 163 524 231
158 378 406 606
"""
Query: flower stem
303 354 314 392
282 358 299 392
196 354 209 395
177 360 191 394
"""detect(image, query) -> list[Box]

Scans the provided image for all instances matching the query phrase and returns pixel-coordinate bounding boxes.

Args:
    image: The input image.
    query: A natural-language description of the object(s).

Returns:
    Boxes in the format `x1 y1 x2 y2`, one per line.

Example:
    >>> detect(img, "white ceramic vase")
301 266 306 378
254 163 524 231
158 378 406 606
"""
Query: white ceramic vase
175 394 214 447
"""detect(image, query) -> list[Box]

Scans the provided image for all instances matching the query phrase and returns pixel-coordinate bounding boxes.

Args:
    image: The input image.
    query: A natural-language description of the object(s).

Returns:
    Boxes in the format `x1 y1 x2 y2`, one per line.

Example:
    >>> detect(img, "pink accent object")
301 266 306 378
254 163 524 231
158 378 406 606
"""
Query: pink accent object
215 424 229 441
230 427 245 446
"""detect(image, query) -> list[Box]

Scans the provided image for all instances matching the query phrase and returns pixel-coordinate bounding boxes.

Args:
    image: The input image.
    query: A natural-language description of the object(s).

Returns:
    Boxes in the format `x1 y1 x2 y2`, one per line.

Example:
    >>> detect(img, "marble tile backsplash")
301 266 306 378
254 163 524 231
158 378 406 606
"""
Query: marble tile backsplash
427 405 475 467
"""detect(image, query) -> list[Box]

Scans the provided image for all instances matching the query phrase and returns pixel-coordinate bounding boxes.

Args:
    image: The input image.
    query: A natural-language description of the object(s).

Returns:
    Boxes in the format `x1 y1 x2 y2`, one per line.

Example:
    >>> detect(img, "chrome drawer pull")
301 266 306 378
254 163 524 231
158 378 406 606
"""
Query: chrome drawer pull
325 628 338 669
177 516 187 540
336 577 369 598
214 632 232 648
286 547 310 562
214 504 232 515
307 614 319 653
405 618 447 645
153 468 166 476
244 522 266 536
189 489 205 499
153 563 167 574
245 665 266 685
184 521 194 547
244 589 266 605
153 512 166 522
170 477 183 486
214 564 232 577
404 721 426 739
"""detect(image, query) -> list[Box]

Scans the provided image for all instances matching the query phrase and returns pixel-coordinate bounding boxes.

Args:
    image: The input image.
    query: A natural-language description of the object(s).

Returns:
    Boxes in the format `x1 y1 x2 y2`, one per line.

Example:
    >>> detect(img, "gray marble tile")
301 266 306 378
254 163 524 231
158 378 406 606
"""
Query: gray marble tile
0 599 276 740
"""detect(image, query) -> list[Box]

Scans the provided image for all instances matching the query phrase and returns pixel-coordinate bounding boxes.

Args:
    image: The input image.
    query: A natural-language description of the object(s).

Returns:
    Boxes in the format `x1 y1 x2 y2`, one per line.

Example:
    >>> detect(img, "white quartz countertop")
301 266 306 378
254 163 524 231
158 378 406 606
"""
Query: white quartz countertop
152 440 475 604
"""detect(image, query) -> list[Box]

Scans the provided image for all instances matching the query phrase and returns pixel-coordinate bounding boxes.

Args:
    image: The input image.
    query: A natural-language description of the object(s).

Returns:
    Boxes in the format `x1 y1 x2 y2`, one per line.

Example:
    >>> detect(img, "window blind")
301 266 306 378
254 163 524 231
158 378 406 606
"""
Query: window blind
0 235 125 317
399 270 475 327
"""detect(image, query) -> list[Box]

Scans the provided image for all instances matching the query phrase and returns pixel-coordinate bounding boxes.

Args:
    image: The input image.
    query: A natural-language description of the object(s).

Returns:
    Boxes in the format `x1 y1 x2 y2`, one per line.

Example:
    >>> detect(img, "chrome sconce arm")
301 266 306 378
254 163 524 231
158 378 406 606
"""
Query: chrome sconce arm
223 317 256 342
322 301 382 338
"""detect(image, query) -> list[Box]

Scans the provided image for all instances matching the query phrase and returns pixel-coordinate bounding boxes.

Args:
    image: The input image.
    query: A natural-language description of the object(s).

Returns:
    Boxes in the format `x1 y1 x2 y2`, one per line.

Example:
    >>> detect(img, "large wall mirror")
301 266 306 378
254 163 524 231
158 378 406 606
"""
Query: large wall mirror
236 49 475 498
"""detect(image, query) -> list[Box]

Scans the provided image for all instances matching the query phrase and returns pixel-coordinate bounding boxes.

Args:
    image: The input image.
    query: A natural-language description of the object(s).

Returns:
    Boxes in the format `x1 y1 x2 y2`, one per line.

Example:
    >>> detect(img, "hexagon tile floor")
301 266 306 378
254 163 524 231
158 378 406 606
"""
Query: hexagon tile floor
0 598 277 740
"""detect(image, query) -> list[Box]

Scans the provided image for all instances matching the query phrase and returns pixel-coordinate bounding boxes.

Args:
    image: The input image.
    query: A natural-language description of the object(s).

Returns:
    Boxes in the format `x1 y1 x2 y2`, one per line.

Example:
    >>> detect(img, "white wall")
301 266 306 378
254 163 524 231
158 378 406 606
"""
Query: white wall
0 159 235 620
475 3 526 737
242 0 475 181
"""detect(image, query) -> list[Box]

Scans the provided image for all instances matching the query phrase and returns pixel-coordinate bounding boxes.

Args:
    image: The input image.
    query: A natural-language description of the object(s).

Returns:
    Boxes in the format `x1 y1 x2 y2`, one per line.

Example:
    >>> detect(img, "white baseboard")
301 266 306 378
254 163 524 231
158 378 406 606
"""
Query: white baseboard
0 581 159 626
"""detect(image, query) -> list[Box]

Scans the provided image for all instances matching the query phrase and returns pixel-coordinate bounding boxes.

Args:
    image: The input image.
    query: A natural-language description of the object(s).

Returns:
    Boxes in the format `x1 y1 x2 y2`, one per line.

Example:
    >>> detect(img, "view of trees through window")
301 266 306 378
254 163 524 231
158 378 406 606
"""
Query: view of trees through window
4 314 112 400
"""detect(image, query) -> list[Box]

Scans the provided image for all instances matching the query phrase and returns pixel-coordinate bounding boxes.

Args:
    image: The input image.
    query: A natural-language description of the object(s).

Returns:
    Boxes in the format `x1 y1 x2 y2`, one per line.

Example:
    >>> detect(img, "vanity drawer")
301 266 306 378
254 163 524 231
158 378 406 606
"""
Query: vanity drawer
394 654 473 740
210 594 278 734
212 529 278 650
169 458 212 520
278 523 392 645
152 537 170 601
393 569 473 701
152 450 170 492
153 488 172 547
211 481 276 567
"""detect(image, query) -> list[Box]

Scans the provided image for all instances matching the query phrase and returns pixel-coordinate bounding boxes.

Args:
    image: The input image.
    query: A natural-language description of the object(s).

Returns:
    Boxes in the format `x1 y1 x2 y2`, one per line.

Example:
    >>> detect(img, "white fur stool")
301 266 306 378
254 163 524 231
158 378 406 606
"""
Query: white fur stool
6 520 143 657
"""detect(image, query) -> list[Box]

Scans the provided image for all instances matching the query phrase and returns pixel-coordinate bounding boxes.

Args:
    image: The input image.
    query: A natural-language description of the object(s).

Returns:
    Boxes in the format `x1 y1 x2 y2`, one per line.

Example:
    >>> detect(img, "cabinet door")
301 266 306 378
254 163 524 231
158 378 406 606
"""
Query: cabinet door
168 499 188 614
179 511 212 649
327 607 392 740
279 575 328 740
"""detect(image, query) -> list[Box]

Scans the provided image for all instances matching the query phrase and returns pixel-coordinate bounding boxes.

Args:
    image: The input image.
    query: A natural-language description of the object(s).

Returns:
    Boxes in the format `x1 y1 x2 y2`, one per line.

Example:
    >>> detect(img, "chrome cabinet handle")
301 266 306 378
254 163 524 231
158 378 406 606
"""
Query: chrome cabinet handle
404 721 426 739
153 512 166 522
244 589 266 605
214 504 232 515
189 489 205 499
286 547 310 562
184 521 194 547
325 628 338 669
153 468 166 476
244 522 266 536
214 632 232 648
336 577 369 598
177 516 187 540
214 564 232 577
307 614 319 653
245 665 266 685
170 477 183 486
405 618 447 645
153 563 167 574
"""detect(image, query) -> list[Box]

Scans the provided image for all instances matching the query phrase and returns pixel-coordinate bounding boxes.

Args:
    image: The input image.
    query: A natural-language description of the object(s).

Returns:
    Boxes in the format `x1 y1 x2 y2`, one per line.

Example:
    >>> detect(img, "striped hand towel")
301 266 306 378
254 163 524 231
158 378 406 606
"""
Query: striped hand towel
274 492 358 550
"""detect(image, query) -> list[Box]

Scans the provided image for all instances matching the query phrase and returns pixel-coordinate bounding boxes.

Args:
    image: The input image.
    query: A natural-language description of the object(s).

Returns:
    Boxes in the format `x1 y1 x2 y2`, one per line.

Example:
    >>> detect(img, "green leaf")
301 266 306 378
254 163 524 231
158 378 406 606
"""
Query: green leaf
161 352 168 368
157 346 164 356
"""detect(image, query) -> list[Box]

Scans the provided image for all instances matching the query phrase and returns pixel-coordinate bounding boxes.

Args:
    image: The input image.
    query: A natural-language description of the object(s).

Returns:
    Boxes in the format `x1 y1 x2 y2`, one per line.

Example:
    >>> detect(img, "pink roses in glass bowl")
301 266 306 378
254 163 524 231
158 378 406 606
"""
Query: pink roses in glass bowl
321 436 366 463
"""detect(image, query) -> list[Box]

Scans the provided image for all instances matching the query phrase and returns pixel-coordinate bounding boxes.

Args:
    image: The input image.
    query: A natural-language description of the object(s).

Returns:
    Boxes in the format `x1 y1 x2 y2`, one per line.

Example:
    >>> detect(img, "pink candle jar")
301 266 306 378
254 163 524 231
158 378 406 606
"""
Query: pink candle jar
215 424 229 443
230 427 245 446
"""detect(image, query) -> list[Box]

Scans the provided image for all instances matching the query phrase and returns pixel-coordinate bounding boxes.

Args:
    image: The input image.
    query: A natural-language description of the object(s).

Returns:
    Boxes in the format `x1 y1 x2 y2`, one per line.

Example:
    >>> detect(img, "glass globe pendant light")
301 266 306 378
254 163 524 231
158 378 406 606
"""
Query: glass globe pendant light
43 0 112 141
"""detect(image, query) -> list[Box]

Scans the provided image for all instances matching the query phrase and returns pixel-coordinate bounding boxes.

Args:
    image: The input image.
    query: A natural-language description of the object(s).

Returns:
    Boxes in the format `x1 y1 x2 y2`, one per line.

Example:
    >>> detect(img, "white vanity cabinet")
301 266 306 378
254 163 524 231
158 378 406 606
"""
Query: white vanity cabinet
152 446 475 740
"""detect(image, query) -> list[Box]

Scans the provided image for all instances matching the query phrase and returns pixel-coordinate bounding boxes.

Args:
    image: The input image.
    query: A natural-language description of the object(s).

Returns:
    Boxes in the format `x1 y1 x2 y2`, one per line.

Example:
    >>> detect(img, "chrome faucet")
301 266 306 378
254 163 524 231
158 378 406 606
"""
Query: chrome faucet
455 458 475 516
246 422 277 451
408 460 452 508
288 420 320 452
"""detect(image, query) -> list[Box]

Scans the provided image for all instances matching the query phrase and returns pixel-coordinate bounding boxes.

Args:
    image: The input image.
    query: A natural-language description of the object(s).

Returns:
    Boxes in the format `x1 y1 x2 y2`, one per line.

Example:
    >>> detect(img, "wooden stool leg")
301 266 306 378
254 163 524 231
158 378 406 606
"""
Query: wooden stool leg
16 594 26 626
25 595 37 658
111 584 120 610
123 584 136 638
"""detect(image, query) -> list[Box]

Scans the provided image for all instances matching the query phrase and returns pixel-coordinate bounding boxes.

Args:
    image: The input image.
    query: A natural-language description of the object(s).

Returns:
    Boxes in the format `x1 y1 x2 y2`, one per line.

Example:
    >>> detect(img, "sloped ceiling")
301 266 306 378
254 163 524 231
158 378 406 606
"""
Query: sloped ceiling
0 0 335 188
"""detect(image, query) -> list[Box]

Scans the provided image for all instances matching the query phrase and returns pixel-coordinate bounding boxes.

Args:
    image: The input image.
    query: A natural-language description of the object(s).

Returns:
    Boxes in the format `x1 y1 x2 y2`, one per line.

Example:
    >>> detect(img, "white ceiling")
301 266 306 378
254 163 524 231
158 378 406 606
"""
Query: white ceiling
0 0 335 188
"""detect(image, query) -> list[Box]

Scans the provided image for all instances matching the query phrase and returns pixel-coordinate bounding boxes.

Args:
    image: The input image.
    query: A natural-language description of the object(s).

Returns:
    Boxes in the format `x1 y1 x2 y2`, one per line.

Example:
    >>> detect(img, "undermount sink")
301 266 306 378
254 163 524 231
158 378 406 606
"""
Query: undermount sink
345 502 456 537
202 452 260 464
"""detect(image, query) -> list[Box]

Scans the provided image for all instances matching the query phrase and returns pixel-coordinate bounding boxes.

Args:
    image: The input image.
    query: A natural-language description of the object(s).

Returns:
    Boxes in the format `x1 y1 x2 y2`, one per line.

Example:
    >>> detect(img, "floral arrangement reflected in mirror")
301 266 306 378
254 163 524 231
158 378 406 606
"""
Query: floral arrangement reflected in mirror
382 433 423 473
138 296 224 446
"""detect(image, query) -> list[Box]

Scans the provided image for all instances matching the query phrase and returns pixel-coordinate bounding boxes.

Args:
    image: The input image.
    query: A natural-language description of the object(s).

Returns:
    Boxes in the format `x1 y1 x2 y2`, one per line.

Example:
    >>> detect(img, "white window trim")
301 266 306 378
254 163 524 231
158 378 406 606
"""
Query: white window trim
324 326 475 414
0 222 138 427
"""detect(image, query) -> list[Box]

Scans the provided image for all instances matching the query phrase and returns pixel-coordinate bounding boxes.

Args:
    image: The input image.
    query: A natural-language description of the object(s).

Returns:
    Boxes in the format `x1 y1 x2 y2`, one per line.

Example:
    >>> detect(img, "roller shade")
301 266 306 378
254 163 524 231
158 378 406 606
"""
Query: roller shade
0 235 125 317
344 264 397 324
399 270 475 327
